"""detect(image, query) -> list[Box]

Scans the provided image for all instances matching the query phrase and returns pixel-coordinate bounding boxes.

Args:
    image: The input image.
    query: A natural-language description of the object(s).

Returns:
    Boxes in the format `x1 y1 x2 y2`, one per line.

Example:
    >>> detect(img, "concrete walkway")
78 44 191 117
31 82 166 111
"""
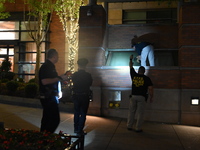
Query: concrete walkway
0 103 200 150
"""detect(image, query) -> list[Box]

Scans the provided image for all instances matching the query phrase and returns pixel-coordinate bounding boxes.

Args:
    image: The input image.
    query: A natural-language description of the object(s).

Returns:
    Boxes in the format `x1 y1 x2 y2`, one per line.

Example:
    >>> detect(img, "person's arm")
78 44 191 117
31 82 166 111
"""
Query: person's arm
129 55 137 76
41 78 60 85
41 74 69 85
129 55 133 68
148 86 154 103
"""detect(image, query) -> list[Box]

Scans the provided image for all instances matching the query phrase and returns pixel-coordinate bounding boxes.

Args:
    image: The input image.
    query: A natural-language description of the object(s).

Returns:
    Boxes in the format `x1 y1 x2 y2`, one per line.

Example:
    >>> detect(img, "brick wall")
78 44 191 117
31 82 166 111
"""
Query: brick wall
108 25 178 49
49 12 66 74
178 3 200 89
79 5 106 47
5 0 25 12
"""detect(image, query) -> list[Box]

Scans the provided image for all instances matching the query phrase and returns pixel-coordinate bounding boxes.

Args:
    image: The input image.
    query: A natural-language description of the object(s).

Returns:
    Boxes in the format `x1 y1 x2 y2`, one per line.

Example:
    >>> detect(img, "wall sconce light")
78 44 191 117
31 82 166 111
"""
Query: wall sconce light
87 9 93 16
191 97 199 106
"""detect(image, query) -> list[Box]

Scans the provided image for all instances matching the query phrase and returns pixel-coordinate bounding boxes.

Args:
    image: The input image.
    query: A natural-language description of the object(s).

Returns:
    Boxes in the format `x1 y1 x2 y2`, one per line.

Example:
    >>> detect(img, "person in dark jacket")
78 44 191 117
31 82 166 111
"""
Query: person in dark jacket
39 49 68 133
71 58 93 136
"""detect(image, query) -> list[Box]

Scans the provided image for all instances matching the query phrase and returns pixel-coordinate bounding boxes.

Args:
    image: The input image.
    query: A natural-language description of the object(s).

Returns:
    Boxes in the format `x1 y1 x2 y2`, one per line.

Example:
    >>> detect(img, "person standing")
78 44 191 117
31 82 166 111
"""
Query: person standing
127 55 153 132
71 58 93 136
39 49 68 133
132 37 155 66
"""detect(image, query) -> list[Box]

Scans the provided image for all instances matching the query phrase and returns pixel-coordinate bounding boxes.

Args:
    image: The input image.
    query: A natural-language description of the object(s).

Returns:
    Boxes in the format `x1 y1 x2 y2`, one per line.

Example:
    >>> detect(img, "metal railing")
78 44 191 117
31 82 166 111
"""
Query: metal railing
62 134 85 150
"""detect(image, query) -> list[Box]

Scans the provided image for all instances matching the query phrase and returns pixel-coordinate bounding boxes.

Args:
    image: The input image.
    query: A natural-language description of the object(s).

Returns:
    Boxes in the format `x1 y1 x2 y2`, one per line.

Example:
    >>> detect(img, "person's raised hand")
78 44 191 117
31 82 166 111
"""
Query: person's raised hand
130 55 133 60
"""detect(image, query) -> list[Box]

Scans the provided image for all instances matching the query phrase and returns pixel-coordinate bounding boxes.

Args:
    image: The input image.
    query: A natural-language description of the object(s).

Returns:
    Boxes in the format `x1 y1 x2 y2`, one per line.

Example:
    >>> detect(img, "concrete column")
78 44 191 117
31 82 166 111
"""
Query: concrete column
79 4 106 116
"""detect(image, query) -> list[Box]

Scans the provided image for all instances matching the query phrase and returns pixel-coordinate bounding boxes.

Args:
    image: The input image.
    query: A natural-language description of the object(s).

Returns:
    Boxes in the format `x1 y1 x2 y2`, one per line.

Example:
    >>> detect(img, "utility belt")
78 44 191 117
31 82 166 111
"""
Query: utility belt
72 90 93 102
73 92 89 95
40 92 58 99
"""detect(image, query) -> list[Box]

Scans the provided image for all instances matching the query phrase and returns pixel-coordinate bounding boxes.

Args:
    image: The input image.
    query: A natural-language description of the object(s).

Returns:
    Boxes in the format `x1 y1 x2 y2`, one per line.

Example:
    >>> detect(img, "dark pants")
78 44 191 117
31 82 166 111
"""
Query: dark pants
40 96 60 133
73 94 89 133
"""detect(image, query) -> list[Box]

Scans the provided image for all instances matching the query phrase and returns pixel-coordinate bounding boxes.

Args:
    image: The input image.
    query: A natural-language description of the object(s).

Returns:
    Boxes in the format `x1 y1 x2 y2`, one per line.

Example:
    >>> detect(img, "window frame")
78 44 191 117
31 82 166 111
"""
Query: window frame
0 12 50 82
122 8 177 24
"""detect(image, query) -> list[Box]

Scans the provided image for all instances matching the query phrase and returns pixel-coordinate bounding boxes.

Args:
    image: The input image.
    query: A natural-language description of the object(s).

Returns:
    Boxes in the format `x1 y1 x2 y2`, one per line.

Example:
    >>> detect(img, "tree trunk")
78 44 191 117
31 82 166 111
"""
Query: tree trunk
35 43 41 84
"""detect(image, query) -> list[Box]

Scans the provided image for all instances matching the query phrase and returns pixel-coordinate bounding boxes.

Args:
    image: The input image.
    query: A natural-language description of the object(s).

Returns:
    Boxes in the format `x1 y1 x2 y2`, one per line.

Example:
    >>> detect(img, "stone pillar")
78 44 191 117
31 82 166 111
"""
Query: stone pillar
179 2 200 126
179 2 200 67
78 4 106 115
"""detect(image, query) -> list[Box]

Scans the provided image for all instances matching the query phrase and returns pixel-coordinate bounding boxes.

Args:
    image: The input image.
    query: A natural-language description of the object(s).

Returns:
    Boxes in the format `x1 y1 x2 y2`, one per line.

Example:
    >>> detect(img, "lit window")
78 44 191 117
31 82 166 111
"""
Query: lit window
0 21 19 31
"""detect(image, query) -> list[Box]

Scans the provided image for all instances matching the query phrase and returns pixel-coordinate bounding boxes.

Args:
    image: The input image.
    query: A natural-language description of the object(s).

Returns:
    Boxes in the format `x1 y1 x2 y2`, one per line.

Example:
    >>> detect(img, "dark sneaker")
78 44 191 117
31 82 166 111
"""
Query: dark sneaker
74 130 79 134
127 128 133 131
135 129 143 133
76 130 87 137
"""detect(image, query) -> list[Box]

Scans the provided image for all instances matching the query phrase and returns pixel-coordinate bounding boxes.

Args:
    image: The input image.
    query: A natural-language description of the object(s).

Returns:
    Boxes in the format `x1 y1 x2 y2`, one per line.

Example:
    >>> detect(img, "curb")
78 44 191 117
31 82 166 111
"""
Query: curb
0 95 74 113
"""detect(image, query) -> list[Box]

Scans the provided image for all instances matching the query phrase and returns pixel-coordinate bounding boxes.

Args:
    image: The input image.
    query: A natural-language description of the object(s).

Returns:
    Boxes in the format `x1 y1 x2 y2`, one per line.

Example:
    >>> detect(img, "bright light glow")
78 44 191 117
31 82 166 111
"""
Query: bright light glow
191 98 199 105
58 81 62 100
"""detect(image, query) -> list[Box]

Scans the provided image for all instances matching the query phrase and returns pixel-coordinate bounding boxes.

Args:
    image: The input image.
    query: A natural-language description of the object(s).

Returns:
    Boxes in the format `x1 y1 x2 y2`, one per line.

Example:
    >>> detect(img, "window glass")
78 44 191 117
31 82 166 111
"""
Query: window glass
21 31 46 41
123 9 177 24
0 48 7 54
21 32 34 41
106 50 178 66
147 9 177 23
0 56 14 72
123 11 146 24
8 48 14 55
18 63 36 74
18 42 45 53
19 53 45 63
0 47 14 72
0 32 19 40
9 56 14 71
21 21 40 30
0 21 19 31
106 51 140 66
0 58 6 66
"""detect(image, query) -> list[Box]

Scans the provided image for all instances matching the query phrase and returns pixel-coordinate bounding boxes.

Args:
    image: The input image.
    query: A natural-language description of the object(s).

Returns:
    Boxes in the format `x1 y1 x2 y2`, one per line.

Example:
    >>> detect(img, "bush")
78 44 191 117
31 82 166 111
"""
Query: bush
6 81 19 95
15 77 24 83
0 83 7 95
0 79 40 98
25 83 39 98
28 78 35 83
1 78 9 83
15 82 26 97
0 71 15 80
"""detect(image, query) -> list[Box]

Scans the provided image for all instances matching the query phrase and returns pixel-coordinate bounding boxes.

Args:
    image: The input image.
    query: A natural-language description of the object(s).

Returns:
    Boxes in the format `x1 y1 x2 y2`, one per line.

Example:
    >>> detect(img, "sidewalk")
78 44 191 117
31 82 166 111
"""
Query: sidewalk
0 103 200 150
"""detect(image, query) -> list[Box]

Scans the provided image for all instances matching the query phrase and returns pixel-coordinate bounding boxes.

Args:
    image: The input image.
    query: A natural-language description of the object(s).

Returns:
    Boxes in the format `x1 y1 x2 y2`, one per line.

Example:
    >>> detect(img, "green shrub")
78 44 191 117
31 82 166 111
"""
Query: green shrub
28 78 35 83
1 78 9 83
25 83 39 98
6 81 19 94
0 83 7 95
0 71 15 80
15 82 26 97
15 77 24 83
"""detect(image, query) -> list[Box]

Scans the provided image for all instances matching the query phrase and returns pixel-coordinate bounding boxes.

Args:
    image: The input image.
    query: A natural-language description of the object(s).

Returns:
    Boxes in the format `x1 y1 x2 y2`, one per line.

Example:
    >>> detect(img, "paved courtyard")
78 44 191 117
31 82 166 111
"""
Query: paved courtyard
0 103 200 150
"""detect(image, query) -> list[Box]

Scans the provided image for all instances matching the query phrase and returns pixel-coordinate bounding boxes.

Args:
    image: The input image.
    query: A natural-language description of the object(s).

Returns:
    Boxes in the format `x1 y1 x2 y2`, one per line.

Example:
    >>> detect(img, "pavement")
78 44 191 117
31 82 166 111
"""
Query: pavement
0 102 200 150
